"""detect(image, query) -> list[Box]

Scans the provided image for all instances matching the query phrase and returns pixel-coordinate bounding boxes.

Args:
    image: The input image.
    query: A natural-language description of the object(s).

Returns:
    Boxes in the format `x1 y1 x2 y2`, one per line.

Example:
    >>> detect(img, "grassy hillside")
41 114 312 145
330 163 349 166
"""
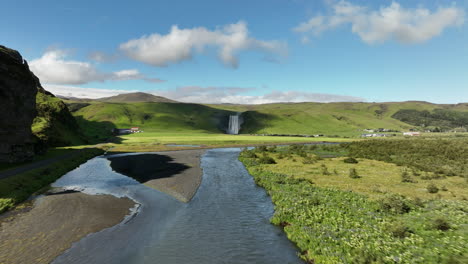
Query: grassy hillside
212 101 468 136
73 102 234 137
32 90 87 146
70 100 468 138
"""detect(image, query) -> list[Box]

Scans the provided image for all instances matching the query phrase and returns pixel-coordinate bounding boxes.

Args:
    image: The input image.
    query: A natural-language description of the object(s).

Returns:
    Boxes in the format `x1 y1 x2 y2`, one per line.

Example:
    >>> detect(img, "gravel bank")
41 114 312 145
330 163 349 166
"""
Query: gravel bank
0 192 135 264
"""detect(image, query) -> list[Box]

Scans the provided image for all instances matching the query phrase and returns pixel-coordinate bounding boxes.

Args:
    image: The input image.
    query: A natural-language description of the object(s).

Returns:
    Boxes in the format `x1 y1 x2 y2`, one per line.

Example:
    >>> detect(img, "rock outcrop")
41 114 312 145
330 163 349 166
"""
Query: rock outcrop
0 45 38 163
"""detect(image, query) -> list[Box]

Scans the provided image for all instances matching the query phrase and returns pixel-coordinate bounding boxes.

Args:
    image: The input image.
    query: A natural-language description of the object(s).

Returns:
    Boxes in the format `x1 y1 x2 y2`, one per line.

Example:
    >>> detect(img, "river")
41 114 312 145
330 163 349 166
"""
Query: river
51 148 303 264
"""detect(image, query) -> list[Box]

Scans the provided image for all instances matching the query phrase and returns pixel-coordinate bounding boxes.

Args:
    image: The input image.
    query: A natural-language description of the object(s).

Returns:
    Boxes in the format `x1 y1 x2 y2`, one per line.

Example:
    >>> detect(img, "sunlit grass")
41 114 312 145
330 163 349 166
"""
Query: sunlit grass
268 153 468 201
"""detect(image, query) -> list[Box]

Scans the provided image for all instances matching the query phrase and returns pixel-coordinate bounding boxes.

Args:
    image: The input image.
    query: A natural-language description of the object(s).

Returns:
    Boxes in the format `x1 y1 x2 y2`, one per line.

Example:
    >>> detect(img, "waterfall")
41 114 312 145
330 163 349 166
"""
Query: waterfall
227 113 242 134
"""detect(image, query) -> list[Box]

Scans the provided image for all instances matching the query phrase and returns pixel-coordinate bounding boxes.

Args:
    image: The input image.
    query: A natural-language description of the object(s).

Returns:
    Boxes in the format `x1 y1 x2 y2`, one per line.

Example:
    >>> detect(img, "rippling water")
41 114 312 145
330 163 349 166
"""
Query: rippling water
52 148 302 264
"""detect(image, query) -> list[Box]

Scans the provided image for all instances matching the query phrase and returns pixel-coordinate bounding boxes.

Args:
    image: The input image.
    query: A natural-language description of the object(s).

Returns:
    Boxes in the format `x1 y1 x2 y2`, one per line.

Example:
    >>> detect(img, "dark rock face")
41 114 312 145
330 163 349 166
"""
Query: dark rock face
0 45 38 162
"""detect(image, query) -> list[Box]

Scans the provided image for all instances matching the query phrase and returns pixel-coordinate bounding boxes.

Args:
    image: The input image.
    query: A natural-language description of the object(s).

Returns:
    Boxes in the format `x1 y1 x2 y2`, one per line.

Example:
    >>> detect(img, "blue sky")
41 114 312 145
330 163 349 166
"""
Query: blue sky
2 0 467 103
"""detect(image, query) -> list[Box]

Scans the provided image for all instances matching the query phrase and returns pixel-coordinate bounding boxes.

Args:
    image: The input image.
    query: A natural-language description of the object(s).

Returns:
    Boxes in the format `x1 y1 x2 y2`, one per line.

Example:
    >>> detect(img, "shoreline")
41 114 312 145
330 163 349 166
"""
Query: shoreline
0 191 135 264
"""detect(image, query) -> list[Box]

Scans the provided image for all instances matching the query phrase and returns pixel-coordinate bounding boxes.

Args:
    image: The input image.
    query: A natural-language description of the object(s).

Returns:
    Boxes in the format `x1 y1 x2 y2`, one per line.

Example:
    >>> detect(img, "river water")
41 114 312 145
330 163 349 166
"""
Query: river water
51 148 302 264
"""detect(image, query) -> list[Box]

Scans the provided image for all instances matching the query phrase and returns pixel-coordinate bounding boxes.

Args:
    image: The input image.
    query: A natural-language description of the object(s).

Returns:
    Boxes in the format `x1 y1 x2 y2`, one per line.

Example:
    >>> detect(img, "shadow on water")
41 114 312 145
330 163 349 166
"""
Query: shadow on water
108 154 189 182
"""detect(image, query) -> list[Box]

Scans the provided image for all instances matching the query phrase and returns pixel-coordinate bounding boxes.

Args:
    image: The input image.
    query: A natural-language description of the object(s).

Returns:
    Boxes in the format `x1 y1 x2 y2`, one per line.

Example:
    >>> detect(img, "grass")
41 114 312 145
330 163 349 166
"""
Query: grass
104 132 352 152
240 144 468 263
267 153 467 201
0 148 104 213
0 148 75 172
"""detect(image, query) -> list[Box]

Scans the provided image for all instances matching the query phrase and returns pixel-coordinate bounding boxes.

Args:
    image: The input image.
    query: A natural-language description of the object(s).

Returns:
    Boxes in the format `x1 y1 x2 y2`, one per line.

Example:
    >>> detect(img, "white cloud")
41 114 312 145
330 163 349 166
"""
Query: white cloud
43 85 364 104
293 1 465 44
157 87 365 104
88 51 118 63
44 85 137 99
30 49 164 85
119 21 287 68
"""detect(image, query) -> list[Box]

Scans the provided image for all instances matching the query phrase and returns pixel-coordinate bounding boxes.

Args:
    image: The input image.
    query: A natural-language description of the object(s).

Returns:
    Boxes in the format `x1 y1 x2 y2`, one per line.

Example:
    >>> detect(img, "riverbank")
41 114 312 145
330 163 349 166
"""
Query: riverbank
0 191 135 264
108 149 205 202
0 148 104 213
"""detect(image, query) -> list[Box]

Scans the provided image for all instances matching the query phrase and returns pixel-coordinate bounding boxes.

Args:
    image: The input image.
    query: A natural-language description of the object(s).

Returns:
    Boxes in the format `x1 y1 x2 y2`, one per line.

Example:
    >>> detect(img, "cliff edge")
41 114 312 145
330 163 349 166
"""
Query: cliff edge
0 45 38 162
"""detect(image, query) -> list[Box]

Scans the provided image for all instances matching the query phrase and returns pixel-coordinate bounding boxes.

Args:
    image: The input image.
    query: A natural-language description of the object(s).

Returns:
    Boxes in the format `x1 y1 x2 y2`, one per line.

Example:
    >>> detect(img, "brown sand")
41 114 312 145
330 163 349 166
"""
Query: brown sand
146 150 205 202
109 149 205 203
0 192 134 264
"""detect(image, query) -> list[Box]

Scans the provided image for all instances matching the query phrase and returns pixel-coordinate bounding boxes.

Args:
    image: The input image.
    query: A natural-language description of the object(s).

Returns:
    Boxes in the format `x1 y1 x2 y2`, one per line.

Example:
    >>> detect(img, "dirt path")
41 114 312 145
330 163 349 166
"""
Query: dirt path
0 150 82 180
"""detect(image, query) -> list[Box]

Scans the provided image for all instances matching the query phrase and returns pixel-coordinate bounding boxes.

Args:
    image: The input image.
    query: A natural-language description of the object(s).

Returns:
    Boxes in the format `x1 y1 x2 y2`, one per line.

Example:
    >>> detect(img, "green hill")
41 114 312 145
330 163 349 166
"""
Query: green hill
96 92 177 103
210 101 468 136
70 98 468 138
73 102 234 140
32 88 88 146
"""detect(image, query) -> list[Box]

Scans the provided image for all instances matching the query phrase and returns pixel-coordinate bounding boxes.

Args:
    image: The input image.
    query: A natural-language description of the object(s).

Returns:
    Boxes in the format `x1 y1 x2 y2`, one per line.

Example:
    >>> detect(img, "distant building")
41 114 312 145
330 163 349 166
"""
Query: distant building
361 133 388 137
113 127 141 135
114 128 132 135
403 132 421 136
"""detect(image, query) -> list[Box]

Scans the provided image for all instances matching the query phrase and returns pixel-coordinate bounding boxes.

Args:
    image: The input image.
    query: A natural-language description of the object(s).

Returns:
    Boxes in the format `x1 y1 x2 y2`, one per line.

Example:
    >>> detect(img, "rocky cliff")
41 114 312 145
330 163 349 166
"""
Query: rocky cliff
0 45 38 162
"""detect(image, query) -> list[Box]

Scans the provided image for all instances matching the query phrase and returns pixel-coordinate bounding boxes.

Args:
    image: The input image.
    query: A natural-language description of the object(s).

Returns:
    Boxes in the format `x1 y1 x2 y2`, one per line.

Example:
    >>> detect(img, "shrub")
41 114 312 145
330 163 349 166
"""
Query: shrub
411 169 421 177
378 194 411 214
349 168 360 179
267 145 277 152
387 221 412 238
256 145 268 152
401 171 415 183
302 156 316 164
432 217 451 231
427 183 439 193
258 155 276 164
321 164 331 175
242 150 257 158
343 157 359 164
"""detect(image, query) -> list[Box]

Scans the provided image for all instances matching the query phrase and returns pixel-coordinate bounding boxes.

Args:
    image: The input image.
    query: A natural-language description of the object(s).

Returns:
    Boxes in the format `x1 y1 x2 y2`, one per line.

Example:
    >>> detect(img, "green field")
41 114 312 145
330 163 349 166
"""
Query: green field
239 140 468 263
105 132 351 152
68 100 468 142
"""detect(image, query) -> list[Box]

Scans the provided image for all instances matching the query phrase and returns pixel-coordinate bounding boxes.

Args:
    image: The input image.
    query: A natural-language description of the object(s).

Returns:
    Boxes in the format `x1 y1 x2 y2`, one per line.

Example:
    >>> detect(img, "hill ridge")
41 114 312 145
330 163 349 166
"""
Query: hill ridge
96 92 177 103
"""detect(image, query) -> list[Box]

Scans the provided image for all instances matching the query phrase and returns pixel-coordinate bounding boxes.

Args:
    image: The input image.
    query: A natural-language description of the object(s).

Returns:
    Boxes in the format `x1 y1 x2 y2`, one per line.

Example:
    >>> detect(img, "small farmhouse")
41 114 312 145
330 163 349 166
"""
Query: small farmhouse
403 132 421 136
113 127 142 135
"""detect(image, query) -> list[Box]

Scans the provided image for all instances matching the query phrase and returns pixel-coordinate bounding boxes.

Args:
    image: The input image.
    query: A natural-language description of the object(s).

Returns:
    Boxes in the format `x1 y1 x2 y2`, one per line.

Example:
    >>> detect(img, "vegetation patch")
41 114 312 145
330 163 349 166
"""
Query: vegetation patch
344 138 468 180
240 142 468 263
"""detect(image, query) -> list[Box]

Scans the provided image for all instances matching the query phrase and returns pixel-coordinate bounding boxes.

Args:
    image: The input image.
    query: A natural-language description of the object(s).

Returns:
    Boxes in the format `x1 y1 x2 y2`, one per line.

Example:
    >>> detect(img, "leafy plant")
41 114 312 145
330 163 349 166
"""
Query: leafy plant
349 168 360 179
258 155 276 164
401 170 415 183
378 194 412 214
343 157 358 164
427 183 439 193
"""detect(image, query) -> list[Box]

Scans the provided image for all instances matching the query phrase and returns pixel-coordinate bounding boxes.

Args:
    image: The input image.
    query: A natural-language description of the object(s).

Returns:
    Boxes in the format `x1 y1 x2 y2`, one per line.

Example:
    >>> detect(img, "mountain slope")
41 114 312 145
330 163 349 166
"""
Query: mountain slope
73 102 234 138
96 92 177 103
71 100 468 137
212 101 468 135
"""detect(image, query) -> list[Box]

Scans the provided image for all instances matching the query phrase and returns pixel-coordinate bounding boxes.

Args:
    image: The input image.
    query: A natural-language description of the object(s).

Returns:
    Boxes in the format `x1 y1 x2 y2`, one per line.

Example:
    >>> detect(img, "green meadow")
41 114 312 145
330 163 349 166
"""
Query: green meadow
239 140 468 263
